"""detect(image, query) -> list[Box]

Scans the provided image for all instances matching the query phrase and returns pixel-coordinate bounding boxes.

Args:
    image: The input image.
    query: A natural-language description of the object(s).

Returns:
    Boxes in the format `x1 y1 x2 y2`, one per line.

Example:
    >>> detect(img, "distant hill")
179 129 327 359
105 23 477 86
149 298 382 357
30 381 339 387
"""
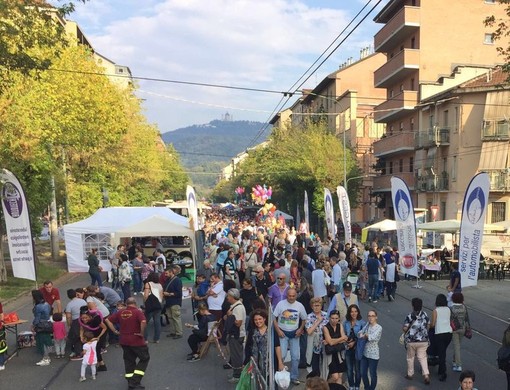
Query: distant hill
162 119 270 195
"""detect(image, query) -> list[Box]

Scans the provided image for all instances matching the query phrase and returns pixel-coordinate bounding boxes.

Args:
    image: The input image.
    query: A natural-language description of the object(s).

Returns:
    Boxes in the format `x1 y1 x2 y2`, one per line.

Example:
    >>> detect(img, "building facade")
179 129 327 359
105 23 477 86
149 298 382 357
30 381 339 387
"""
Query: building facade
371 0 506 219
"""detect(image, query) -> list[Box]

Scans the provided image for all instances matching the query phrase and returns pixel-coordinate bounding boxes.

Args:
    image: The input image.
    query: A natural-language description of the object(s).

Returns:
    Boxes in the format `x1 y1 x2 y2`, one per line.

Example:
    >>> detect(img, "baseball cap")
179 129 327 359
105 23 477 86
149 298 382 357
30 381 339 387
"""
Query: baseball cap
343 281 353 291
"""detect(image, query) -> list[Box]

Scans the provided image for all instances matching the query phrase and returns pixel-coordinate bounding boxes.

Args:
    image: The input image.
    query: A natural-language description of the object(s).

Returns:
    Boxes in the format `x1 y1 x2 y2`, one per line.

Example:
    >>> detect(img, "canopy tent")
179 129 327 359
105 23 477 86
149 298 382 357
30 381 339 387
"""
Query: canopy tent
364 219 397 232
274 210 294 223
63 207 193 272
417 219 506 233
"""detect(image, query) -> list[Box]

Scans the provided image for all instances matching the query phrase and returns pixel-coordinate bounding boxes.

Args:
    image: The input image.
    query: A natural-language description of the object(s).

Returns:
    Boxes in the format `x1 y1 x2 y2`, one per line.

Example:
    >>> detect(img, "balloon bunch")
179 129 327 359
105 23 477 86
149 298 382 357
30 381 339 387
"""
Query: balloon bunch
235 187 245 195
251 184 272 205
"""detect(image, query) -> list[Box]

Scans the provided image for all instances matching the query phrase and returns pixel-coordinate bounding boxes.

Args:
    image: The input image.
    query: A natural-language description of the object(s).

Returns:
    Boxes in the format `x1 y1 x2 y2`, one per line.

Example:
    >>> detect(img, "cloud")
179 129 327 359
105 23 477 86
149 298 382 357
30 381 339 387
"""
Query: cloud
70 0 379 131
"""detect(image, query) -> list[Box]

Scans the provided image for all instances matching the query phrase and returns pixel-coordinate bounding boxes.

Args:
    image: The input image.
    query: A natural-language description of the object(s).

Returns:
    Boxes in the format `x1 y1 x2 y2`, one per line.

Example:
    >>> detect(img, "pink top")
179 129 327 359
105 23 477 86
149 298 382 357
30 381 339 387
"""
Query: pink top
52 320 67 340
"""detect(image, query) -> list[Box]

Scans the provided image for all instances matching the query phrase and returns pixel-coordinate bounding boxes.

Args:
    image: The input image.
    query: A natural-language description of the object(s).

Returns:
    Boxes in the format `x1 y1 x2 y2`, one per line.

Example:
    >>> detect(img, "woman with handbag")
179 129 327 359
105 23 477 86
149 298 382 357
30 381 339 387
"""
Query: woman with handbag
429 293 452 382
344 304 366 390
402 297 430 384
450 292 470 372
143 272 164 343
322 309 348 385
31 290 52 366
359 309 382 390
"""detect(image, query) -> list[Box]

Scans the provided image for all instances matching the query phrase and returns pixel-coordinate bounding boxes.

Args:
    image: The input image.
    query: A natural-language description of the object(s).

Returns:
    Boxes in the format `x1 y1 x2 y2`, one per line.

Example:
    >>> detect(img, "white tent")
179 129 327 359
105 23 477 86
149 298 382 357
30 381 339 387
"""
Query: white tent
365 219 397 232
274 210 294 223
63 207 193 272
417 219 506 233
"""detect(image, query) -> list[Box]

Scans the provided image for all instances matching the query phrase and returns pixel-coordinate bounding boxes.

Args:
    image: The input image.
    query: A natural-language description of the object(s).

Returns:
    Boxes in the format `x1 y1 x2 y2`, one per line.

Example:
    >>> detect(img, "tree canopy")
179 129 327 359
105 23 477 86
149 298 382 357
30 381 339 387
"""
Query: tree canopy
216 122 362 219
485 0 510 75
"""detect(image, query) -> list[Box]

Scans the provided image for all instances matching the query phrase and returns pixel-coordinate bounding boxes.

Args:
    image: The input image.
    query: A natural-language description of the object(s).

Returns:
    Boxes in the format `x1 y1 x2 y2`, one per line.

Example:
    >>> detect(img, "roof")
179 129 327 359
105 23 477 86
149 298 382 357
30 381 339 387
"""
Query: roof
460 67 509 89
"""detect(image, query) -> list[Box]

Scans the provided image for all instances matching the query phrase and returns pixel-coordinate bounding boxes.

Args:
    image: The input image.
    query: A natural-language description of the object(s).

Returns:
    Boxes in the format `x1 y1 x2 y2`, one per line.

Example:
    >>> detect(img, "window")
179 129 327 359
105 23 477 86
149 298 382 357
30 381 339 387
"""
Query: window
389 161 394 174
452 156 457 181
410 78 415 90
399 159 404 172
443 110 449 127
389 125 394 135
441 202 447 221
409 157 414 173
411 37 416 49
429 114 435 129
485 0 496 3
400 84 404 92
410 118 414 131
492 202 506 223
400 122 404 131
484 33 494 44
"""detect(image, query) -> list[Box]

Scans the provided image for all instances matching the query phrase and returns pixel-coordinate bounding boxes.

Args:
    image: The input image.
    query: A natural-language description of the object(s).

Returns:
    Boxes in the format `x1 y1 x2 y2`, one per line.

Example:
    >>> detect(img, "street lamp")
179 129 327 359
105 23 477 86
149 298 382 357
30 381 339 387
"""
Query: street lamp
345 174 376 193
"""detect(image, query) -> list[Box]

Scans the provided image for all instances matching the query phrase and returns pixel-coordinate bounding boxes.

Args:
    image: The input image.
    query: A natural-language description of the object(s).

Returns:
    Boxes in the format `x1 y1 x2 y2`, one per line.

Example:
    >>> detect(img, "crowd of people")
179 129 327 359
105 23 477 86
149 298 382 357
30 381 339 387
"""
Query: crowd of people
0 207 508 389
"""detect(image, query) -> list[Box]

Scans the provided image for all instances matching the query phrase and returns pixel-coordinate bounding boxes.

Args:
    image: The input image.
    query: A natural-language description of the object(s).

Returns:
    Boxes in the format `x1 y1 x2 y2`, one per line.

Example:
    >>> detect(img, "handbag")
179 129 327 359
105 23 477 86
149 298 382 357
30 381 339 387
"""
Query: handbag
324 271 331 286
355 324 369 361
464 327 473 339
325 342 345 355
34 320 53 333
400 312 420 348
144 284 162 314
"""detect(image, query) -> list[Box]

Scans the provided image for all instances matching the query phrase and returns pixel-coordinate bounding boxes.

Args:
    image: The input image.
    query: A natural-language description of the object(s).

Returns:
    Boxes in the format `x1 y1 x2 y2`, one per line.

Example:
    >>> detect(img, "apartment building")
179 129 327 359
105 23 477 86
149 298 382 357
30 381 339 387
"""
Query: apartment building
275 51 387 224
416 67 509 218
371 0 506 218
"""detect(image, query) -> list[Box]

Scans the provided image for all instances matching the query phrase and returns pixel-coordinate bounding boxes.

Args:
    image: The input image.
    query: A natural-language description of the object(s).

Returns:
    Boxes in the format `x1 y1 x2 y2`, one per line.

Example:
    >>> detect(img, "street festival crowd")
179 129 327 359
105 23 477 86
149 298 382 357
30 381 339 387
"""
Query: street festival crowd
2 207 510 390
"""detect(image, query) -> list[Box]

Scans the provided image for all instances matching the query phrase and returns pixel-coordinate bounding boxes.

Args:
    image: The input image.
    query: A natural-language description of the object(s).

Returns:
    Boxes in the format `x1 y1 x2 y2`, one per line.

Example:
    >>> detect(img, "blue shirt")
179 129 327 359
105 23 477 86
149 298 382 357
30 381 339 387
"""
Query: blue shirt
366 257 379 275
216 250 229 266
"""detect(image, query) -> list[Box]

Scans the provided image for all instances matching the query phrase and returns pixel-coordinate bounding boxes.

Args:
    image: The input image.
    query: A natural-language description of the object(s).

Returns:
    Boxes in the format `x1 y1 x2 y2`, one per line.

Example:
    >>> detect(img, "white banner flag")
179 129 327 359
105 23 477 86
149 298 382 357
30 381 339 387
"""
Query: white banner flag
186 185 199 231
459 172 490 287
324 188 335 240
391 177 418 277
1 169 36 281
336 186 351 245
304 191 309 231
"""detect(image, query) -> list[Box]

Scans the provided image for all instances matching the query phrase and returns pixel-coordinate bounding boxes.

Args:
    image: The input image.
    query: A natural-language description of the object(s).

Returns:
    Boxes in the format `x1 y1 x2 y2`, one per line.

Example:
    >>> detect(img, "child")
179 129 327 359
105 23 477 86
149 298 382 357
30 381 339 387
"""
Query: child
80 331 98 382
51 312 67 359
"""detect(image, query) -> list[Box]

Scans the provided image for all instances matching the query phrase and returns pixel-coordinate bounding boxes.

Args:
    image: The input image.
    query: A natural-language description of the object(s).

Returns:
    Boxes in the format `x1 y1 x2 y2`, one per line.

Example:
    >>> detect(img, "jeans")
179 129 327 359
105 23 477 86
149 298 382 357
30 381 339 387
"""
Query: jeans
133 272 142 293
385 281 396 299
121 281 131 302
279 335 301 381
360 356 379 390
377 280 384 297
435 332 452 376
368 274 379 301
144 310 162 342
299 332 307 366
89 271 103 287
345 348 361 387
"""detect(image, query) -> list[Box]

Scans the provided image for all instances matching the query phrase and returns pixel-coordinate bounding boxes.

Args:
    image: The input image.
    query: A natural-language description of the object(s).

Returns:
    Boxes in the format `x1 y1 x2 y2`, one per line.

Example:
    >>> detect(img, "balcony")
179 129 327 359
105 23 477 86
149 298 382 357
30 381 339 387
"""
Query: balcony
415 127 451 149
374 90 418 123
486 169 510 191
373 171 415 193
482 120 510 140
374 49 420 88
374 6 420 53
416 172 450 192
373 131 415 157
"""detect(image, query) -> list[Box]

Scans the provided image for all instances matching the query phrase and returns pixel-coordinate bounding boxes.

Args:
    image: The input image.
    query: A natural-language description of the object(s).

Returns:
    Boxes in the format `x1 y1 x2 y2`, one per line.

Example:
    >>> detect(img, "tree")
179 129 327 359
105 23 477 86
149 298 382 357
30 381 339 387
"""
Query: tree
227 122 362 227
485 1 510 75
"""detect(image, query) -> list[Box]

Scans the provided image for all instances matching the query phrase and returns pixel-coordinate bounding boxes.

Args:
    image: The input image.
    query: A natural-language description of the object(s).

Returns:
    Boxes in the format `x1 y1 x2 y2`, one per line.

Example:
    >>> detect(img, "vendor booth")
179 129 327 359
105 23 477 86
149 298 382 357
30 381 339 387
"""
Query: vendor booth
63 207 193 272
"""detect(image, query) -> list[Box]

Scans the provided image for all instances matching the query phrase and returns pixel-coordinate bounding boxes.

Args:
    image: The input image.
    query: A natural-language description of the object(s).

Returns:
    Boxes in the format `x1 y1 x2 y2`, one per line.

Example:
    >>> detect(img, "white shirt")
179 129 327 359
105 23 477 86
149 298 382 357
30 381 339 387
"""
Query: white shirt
231 302 247 338
435 306 453 334
331 263 342 285
312 269 328 298
207 281 226 311
273 300 307 332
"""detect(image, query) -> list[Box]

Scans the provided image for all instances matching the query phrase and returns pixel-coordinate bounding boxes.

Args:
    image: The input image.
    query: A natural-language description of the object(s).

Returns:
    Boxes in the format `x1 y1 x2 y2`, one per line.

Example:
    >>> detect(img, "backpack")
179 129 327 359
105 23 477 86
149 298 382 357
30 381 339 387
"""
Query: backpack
497 345 510 371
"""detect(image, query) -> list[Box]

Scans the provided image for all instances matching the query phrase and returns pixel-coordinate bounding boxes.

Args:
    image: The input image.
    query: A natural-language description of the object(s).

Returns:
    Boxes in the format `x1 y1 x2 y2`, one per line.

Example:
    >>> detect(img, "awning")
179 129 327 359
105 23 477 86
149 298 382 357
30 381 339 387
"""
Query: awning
479 141 509 170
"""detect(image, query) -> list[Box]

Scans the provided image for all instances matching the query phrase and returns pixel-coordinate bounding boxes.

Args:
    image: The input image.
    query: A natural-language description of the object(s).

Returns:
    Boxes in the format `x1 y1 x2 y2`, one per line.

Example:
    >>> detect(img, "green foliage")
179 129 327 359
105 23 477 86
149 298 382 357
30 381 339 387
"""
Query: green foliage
227 122 362 218
485 1 510 75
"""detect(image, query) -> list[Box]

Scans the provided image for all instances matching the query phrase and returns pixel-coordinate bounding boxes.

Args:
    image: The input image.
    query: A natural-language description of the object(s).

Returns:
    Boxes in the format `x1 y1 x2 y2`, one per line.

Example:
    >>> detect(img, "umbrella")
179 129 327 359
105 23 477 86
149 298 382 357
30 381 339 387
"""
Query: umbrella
417 219 506 233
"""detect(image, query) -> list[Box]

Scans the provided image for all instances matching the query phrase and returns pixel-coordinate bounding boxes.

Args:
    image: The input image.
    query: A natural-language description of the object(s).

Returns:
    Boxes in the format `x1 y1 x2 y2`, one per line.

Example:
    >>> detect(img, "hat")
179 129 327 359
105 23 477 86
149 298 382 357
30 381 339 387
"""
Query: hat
228 288 240 300
343 281 353 291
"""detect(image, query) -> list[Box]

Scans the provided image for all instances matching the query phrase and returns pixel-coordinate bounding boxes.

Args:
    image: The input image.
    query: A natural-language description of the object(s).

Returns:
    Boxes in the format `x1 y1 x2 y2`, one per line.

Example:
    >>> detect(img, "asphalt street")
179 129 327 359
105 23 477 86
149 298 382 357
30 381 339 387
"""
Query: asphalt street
1 271 509 390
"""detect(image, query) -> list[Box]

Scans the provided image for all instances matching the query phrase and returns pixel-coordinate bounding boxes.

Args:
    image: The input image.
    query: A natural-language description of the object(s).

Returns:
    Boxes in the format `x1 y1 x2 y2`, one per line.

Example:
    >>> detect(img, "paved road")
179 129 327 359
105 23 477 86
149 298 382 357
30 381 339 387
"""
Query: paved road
1 272 509 389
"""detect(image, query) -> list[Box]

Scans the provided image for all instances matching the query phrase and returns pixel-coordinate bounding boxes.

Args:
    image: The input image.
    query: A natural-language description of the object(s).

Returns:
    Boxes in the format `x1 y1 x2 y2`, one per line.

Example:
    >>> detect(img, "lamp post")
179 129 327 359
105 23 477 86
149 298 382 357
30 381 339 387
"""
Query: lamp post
345 174 376 193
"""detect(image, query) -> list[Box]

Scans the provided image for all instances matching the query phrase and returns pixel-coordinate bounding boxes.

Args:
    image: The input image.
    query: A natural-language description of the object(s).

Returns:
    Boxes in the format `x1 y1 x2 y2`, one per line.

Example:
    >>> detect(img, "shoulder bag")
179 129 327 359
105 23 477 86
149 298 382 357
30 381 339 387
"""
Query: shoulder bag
144 283 162 314
464 306 472 339
34 320 53 333
400 311 420 348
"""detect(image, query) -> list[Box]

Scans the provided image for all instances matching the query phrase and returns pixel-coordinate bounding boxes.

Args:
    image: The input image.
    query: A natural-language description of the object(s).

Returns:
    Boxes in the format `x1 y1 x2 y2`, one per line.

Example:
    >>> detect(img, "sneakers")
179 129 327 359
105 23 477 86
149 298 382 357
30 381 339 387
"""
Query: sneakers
227 377 239 384
291 379 301 385
92 375 96 380
0 365 5 371
453 364 462 372
187 354 200 362
36 358 50 366
69 352 77 358
79 377 86 382
372 300 378 303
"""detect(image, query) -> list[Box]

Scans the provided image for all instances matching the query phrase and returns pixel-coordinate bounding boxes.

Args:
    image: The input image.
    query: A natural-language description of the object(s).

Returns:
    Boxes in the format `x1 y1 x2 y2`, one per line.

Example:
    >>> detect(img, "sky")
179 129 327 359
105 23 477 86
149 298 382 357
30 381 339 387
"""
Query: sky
59 0 385 134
